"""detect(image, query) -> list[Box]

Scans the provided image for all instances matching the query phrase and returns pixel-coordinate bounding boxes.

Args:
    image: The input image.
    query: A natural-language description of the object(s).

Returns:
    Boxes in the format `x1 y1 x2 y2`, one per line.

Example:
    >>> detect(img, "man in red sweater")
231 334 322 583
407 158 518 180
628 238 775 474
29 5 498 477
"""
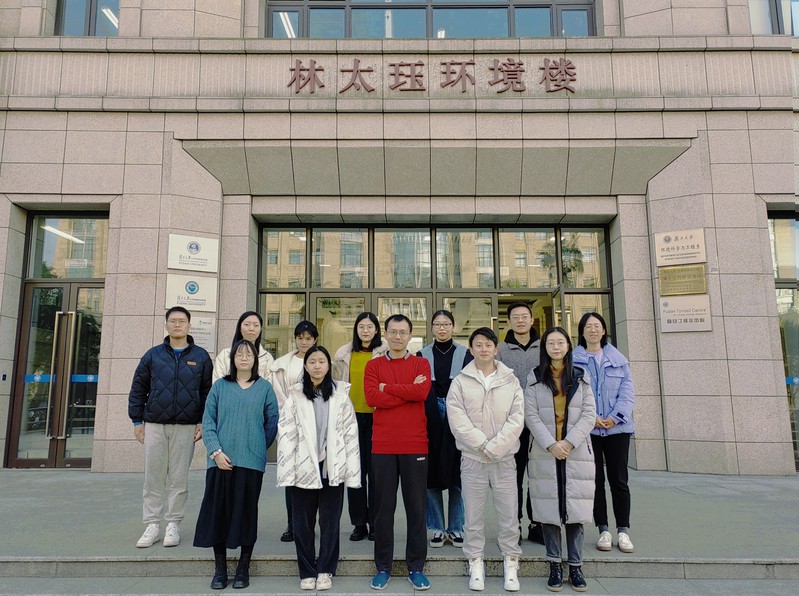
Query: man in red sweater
364 314 432 591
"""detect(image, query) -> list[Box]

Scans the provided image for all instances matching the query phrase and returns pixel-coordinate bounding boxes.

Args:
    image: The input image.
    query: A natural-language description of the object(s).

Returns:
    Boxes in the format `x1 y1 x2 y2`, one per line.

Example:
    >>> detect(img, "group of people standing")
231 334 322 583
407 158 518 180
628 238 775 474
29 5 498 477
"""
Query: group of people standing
128 302 636 593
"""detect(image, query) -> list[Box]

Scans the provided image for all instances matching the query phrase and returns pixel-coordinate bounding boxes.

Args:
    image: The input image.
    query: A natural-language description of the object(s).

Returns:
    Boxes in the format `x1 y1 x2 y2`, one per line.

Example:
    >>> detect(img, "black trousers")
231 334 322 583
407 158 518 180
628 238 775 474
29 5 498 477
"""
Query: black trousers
515 427 534 523
591 433 632 529
291 478 345 579
373 453 428 573
347 413 374 528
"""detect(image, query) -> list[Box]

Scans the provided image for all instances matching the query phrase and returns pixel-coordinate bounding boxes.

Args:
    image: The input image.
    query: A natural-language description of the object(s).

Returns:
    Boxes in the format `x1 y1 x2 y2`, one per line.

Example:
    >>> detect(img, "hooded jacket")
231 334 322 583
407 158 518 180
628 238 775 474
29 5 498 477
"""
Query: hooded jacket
128 335 213 425
525 366 596 525
276 381 361 490
572 344 635 436
446 360 525 464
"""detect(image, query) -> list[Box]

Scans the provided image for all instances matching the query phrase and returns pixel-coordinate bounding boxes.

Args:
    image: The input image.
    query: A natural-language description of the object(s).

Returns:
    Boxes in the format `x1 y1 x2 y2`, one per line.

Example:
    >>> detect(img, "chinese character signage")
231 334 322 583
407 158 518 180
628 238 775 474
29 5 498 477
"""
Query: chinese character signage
659 295 712 333
286 57 577 95
658 264 707 296
190 316 217 354
654 228 706 267
168 234 219 273
165 274 218 313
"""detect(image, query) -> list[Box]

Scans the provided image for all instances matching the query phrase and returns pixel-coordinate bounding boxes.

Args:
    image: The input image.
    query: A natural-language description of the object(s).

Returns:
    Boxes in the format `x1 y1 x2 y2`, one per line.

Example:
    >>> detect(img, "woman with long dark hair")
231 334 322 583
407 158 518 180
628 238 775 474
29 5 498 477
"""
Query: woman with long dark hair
417 309 472 548
213 311 274 382
277 346 361 591
194 339 279 590
572 312 636 555
525 327 596 593
332 312 389 541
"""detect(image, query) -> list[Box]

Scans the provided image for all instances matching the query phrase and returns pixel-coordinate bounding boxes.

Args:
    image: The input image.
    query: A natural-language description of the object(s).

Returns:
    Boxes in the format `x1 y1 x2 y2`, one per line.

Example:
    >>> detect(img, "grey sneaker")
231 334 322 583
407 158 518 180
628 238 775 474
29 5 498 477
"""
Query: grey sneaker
136 523 160 548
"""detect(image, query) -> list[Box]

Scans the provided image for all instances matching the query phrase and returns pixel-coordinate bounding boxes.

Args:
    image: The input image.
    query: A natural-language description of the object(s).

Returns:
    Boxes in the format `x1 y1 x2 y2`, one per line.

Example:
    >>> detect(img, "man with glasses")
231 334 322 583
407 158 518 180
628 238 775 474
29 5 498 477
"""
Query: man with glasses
364 314 432 591
497 302 543 544
129 306 213 549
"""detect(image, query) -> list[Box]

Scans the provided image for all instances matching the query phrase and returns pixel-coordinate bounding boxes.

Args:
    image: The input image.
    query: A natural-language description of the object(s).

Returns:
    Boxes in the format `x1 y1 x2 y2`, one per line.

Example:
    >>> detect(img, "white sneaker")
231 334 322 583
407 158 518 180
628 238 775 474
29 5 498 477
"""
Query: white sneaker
300 577 316 590
503 555 520 592
316 573 333 591
163 522 180 547
618 532 634 553
596 530 612 552
136 523 160 548
468 558 485 591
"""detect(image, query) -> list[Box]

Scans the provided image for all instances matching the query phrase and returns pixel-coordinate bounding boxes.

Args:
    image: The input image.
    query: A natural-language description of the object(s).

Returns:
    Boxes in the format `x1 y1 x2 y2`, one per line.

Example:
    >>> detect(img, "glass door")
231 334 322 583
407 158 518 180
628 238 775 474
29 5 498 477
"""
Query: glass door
375 294 431 354
8 283 103 467
439 295 496 345
313 294 368 354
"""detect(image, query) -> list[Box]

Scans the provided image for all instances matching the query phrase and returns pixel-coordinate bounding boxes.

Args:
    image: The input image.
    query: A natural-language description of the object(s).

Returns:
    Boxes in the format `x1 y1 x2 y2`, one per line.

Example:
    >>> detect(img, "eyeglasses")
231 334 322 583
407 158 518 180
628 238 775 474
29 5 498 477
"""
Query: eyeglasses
167 318 189 326
432 322 453 329
357 324 376 331
583 325 603 331
546 340 568 348
386 330 410 337
509 315 531 322
235 352 254 360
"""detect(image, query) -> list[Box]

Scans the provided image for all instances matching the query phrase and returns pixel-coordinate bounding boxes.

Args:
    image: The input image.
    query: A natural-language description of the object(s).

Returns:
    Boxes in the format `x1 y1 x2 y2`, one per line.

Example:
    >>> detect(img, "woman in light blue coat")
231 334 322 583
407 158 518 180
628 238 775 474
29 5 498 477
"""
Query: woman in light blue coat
572 312 636 555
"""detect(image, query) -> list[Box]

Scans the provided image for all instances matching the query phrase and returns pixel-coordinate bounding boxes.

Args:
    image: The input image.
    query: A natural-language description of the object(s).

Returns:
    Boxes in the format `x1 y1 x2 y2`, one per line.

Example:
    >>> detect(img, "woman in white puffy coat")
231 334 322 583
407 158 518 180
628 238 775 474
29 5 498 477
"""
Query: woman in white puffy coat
277 346 360 592
213 311 274 382
525 326 596 593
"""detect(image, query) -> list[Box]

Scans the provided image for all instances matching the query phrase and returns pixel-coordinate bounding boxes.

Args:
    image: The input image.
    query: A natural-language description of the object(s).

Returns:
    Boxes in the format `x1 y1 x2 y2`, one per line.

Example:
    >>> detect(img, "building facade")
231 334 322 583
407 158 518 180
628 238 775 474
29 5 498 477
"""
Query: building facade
0 0 797 475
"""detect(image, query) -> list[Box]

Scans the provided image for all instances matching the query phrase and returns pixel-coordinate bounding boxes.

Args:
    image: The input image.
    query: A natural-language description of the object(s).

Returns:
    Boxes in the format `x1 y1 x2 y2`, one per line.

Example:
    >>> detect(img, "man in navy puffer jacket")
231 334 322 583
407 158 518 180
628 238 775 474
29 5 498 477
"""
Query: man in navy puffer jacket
128 306 213 549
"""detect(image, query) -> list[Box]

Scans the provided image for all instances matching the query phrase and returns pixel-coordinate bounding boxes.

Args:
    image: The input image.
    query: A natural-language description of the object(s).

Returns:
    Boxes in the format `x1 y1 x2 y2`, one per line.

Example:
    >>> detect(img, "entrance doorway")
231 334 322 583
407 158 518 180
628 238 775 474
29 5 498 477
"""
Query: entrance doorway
7 215 107 468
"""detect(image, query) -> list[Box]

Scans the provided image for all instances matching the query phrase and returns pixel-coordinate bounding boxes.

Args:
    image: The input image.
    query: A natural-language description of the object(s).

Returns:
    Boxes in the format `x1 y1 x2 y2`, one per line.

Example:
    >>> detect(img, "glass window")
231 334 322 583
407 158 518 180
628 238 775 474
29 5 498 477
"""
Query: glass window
560 228 607 289
352 9 427 38
310 8 345 37
749 0 777 33
289 250 303 265
516 7 552 37
433 8 508 38
260 293 306 359
437 229 494 289
791 0 799 35
562 293 611 347
515 252 527 268
312 229 368 289
262 228 307 289
29 216 108 280
272 10 300 38
561 8 589 36
374 229 431 288
498 228 557 289
770 217 799 280
56 0 118 36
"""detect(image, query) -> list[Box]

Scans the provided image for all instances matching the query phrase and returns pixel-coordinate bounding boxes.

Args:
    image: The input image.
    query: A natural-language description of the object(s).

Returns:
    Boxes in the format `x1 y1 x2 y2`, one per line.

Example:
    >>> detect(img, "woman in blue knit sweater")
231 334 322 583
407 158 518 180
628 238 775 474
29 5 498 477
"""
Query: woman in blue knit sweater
194 339 279 590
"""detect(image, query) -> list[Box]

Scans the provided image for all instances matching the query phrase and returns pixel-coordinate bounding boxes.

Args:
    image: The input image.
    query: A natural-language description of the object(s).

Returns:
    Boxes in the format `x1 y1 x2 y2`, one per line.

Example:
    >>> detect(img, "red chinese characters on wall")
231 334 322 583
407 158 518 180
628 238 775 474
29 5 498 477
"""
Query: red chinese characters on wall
286 57 577 95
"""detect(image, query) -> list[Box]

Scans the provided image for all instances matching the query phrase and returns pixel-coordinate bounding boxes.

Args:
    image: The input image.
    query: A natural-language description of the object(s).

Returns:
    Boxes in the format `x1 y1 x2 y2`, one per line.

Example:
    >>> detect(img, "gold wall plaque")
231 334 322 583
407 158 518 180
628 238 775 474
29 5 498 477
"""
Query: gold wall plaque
658 264 707 296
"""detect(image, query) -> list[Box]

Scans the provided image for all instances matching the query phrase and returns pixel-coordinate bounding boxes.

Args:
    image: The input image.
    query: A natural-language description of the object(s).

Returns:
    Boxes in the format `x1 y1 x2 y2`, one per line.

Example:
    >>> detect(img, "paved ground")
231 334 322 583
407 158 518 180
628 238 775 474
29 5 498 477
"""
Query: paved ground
0 466 797 594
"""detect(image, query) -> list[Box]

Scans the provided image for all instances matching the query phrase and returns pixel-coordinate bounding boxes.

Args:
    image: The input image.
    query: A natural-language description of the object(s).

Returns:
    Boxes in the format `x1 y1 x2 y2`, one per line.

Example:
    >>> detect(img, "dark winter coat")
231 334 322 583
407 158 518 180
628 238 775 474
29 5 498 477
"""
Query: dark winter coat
128 336 213 425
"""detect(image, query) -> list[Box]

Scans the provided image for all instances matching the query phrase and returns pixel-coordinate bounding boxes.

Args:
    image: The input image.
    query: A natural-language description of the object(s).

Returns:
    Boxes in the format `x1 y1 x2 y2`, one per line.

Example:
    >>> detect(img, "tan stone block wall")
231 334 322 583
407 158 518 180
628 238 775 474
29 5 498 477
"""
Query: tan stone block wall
620 0 747 36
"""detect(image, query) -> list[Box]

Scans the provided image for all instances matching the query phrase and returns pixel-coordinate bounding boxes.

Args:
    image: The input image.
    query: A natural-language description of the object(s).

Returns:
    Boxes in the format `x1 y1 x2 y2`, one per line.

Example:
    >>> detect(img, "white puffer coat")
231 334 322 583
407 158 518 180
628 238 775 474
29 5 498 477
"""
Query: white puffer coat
525 366 596 525
276 381 361 490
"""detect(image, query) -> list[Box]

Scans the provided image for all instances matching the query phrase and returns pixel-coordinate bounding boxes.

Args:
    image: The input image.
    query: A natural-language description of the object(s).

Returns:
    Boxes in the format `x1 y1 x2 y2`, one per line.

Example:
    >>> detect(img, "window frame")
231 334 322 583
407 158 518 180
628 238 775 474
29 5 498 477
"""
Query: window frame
55 0 119 36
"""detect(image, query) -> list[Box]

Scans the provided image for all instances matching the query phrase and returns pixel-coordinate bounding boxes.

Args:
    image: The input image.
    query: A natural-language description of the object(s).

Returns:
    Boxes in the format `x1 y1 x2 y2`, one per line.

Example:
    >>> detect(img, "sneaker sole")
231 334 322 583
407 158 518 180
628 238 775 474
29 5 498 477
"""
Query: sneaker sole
163 539 179 547
371 578 390 591
546 585 563 593
136 538 160 548
429 541 445 548
618 546 634 553
504 584 520 592
596 544 612 551
469 583 485 591
408 577 430 591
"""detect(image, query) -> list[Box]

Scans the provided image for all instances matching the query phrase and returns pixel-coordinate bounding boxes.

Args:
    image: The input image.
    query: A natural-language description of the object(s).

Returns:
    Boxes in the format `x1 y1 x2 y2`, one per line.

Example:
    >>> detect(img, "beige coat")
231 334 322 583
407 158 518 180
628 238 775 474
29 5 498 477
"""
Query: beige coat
332 340 389 383
213 345 274 383
525 367 596 525
276 381 361 490
270 349 304 408
446 360 525 464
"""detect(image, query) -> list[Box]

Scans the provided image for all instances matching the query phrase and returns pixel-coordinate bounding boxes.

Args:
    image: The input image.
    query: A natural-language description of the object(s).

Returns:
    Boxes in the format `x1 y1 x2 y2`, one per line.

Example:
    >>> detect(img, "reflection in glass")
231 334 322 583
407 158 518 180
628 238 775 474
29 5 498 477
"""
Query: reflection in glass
496 293 553 339
352 9 426 38
560 228 607 289
433 8 508 38
562 293 611 347
17 287 64 460
30 216 108 280
442 296 492 345
516 7 552 37
437 230 494 289
749 0 775 34
312 229 368 289
561 8 589 36
261 293 306 359
273 11 300 38
58 0 89 35
791 0 799 35
498 229 556 289
374 230 431 288
776 288 798 461
310 8 346 37
377 296 428 352
263 229 307 289
316 296 367 354
93 0 119 36
65 288 103 459
769 218 799 280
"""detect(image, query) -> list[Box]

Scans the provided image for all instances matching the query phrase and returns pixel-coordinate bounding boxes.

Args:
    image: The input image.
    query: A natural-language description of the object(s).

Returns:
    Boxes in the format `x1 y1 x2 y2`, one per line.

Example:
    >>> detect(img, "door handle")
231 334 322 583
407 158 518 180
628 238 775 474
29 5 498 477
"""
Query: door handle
56 311 78 440
45 311 64 439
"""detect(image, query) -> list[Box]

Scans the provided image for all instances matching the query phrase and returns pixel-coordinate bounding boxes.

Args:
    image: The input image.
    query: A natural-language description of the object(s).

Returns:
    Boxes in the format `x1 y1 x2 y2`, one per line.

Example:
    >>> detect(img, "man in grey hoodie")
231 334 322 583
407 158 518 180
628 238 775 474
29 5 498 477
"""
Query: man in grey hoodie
497 302 543 544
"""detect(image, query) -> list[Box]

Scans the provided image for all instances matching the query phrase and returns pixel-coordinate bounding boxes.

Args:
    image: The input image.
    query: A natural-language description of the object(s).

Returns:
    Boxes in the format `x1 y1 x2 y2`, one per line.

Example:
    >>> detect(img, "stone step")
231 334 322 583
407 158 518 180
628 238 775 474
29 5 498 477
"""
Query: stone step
2 555 797 580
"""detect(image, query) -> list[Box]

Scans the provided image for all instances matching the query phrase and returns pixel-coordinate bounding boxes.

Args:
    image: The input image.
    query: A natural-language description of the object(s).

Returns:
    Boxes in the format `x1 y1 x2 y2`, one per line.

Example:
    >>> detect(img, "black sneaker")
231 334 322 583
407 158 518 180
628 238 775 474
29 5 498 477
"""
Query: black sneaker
429 531 446 547
568 565 587 592
280 528 294 543
547 562 563 592
528 523 545 544
350 525 368 542
368 527 375 541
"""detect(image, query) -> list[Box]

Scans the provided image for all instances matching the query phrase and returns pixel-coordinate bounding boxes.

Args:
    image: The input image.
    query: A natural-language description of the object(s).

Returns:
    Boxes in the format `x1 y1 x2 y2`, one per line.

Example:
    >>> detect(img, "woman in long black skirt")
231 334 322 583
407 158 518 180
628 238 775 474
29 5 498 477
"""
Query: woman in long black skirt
194 339 279 590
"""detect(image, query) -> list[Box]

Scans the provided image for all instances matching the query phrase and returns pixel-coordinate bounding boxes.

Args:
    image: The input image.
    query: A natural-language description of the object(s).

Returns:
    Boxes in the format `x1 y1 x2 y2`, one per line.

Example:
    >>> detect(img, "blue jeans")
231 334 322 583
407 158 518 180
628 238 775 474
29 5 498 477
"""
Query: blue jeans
542 523 585 566
427 486 464 533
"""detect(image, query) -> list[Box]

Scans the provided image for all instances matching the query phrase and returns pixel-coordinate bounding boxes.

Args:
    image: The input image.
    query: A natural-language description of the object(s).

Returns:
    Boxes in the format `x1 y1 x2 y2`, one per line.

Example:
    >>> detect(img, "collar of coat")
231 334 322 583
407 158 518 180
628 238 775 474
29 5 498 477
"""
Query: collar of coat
528 364 587 400
459 359 517 387
162 335 196 352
